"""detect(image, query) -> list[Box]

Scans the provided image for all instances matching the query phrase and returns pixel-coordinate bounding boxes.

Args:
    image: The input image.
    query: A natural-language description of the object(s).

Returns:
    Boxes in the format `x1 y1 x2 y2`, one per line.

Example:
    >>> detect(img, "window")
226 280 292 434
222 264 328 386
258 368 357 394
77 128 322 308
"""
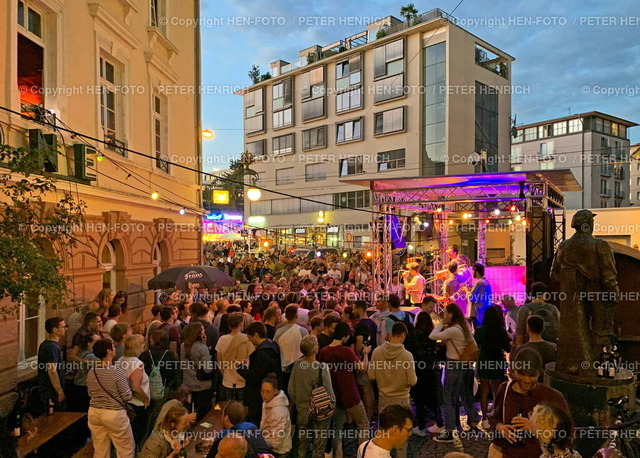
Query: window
601 200 608 208
377 149 405 171
339 156 363 176
302 126 326 150
510 146 522 164
620 125 627 138
302 97 324 121
600 158 611 176
336 88 362 113
250 200 272 215
374 74 405 103
305 163 326 181
603 120 611 135
422 42 446 176
275 167 294 185
300 194 332 212
594 117 603 132
612 123 619 137
374 107 405 136
475 82 499 172
246 140 265 158
301 67 325 121
17 1 42 38
637 177 640 186
539 142 553 160
272 198 300 214
600 179 609 196
553 121 566 136
336 118 362 143
272 133 294 156
273 108 292 129
540 161 554 170
374 39 404 79
336 54 361 91
568 119 582 133
272 78 293 128
100 56 125 154
101 242 116 289
614 180 622 197
512 130 523 143
538 125 552 139
149 0 166 33
637 192 640 200
244 88 264 134
524 127 537 141
153 95 168 172
17 2 45 112
18 296 44 365
333 190 370 209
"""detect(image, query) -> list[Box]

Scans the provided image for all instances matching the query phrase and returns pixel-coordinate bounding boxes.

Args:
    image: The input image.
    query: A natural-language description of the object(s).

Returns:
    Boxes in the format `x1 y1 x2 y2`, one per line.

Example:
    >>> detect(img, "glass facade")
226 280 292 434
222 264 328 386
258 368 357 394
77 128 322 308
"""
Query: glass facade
422 42 446 176
475 82 499 172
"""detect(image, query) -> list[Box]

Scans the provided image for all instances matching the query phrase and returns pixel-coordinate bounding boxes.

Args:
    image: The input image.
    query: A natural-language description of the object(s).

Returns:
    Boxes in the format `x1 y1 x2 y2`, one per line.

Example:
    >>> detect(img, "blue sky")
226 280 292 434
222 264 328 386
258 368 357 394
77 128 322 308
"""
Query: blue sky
200 0 640 171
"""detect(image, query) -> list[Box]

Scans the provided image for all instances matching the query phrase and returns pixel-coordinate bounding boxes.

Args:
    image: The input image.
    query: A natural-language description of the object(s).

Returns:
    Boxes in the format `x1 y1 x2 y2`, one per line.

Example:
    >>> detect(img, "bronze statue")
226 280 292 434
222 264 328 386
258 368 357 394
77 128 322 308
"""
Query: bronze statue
550 210 619 378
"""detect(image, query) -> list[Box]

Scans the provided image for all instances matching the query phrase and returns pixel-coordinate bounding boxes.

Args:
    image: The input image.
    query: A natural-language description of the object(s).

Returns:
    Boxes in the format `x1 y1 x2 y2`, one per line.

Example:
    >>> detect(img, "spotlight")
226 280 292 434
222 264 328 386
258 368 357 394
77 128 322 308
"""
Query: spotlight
522 219 528 226
408 245 415 251
514 214 522 222
493 208 501 216
151 191 159 200
510 205 517 212
342 252 348 258
423 222 429 228
365 251 372 258
485 219 490 224
448 220 454 225
435 207 443 212
508 219 513 225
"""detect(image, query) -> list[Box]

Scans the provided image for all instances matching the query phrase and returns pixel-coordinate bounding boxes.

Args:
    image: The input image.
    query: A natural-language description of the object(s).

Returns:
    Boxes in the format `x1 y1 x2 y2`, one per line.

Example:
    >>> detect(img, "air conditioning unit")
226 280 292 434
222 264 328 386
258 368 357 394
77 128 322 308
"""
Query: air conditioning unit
73 144 97 181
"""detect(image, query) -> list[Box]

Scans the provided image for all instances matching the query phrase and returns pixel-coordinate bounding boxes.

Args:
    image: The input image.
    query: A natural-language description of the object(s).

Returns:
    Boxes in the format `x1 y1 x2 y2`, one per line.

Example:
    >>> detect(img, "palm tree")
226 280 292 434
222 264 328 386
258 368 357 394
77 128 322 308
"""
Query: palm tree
210 152 259 211
400 3 419 26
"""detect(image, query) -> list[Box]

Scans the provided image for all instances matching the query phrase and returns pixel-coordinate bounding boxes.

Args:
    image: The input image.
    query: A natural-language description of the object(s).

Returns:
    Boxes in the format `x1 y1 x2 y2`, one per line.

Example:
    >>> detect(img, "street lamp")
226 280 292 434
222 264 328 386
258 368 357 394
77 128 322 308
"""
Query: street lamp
202 129 215 139
247 188 261 201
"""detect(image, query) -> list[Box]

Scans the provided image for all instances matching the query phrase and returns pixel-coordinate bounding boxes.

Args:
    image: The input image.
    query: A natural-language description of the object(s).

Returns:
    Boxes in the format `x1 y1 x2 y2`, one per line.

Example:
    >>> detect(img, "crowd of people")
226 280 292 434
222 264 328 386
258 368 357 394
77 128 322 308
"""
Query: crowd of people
33 246 582 458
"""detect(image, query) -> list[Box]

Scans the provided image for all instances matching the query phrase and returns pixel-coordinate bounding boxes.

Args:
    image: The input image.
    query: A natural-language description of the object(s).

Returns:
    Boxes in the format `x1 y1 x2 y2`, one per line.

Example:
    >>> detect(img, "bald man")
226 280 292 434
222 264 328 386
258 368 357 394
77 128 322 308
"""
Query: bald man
215 435 248 458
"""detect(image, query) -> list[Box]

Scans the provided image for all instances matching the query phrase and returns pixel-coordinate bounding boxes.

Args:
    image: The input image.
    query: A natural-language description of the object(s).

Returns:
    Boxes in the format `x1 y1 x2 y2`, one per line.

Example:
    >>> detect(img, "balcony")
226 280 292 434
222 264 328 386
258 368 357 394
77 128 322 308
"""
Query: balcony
383 8 455 35
20 100 57 127
475 44 509 78
600 189 611 197
615 191 625 199
105 134 127 157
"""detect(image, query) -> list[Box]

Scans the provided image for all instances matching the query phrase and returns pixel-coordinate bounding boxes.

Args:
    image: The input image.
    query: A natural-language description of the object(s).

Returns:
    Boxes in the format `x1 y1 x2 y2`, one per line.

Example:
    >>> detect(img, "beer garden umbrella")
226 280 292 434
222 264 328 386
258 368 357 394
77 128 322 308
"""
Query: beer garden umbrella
148 265 235 290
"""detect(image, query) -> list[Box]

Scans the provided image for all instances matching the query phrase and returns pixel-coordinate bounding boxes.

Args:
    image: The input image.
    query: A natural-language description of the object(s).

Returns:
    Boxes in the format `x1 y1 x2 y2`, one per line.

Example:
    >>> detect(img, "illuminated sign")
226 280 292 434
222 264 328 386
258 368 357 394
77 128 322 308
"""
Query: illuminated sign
327 226 339 233
247 216 266 227
212 189 230 204
295 228 307 234
205 212 243 221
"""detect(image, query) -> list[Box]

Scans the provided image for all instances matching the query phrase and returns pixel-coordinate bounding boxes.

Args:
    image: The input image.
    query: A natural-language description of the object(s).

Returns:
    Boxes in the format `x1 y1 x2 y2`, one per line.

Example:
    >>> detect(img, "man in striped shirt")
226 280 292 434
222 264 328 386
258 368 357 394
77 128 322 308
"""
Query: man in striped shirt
86 338 135 458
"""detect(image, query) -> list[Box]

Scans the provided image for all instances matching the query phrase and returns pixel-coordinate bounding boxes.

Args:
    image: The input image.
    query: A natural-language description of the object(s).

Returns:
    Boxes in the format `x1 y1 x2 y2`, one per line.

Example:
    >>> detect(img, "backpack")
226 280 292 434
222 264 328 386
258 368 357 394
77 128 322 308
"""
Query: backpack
528 303 559 342
149 350 168 401
388 312 417 354
309 364 335 421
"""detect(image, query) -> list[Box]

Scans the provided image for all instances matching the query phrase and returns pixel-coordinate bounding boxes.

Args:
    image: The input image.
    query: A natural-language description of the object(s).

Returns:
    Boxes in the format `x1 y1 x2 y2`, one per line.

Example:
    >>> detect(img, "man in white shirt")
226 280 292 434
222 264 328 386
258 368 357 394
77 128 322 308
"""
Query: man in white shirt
327 263 342 282
401 262 425 306
388 275 406 298
357 404 413 458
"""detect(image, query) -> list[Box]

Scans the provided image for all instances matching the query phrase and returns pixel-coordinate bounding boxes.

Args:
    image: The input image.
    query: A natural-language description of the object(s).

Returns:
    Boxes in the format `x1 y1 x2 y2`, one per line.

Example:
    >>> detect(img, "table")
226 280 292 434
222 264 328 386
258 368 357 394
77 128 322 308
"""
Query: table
18 411 87 455
186 402 227 457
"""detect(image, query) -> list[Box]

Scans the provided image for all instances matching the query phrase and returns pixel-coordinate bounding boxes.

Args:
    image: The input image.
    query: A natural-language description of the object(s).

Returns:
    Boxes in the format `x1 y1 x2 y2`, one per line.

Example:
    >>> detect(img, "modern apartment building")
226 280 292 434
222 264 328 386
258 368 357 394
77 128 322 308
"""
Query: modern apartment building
242 9 514 249
0 0 201 410
630 144 640 206
511 112 637 209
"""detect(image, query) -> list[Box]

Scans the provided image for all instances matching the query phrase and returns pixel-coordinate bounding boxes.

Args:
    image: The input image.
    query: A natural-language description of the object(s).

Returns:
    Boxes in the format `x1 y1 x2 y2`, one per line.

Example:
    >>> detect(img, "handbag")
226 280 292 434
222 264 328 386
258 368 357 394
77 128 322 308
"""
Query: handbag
309 364 335 421
451 326 480 362
92 368 137 422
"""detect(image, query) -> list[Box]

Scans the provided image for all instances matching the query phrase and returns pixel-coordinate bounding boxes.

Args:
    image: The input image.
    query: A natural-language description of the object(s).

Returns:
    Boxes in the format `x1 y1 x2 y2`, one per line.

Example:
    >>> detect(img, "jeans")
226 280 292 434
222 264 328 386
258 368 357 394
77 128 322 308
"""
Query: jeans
296 406 331 458
191 388 213 421
442 363 480 430
331 402 370 458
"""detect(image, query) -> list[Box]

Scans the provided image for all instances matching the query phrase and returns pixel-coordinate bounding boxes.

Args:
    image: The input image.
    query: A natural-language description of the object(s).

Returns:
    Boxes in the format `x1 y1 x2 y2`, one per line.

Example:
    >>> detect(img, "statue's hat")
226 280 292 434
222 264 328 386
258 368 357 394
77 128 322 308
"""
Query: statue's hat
571 209 597 228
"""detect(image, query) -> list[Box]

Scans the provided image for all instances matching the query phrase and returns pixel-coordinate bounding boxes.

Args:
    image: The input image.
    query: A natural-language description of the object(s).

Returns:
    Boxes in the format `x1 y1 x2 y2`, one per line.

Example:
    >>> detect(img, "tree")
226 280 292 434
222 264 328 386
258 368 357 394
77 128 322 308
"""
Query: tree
259 72 271 82
400 3 419 25
248 64 261 84
209 152 259 211
0 143 85 317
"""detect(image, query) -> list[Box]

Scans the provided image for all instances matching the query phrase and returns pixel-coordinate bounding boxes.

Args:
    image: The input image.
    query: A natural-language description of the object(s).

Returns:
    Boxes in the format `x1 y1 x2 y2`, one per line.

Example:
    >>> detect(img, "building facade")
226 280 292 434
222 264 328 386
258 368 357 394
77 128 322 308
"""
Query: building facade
0 0 202 410
511 112 637 209
630 144 640 206
242 9 514 250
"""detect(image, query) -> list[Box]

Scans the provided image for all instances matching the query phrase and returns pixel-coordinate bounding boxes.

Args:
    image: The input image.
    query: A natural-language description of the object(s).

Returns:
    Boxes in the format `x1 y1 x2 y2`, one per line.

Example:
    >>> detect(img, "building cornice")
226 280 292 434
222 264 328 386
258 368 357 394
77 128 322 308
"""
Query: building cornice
87 1 141 50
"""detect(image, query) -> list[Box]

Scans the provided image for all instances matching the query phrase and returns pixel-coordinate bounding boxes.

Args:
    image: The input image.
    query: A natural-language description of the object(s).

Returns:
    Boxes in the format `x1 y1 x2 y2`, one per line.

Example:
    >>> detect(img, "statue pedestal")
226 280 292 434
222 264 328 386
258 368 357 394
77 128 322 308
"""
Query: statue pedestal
544 363 636 457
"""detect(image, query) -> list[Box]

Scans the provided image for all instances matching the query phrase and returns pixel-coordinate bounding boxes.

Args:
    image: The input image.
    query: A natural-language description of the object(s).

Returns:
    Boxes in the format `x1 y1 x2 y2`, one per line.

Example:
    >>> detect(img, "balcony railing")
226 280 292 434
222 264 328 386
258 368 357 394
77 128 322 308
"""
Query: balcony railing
601 189 611 197
105 134 127 157
615 190 625 199
20 100 57 127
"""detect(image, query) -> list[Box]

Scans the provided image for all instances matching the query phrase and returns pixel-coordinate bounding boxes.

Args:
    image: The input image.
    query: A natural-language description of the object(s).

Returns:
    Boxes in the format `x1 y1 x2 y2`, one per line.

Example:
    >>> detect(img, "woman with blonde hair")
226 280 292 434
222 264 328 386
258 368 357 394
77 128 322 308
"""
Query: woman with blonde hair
117 334 150 446
138 405 192 458
530 402 581 457
92 288 113 322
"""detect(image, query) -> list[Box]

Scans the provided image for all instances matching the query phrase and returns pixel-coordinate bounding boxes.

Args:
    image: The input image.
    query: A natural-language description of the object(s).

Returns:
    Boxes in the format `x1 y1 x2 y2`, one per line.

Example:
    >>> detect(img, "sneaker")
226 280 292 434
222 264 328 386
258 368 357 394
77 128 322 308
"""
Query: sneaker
481 419 491 430
412 426 426 437
427 424 445 434
433 431 454 443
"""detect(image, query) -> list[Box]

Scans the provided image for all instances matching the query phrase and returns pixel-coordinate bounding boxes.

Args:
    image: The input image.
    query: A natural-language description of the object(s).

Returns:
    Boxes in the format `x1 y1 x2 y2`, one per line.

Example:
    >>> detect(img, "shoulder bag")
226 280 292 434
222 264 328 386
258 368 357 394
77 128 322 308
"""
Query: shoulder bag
92 367 137 421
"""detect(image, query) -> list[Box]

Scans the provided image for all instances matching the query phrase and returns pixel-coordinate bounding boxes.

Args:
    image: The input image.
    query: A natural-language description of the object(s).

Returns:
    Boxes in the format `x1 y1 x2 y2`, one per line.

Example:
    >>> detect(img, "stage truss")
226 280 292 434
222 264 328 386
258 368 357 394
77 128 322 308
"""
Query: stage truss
345 171 581 296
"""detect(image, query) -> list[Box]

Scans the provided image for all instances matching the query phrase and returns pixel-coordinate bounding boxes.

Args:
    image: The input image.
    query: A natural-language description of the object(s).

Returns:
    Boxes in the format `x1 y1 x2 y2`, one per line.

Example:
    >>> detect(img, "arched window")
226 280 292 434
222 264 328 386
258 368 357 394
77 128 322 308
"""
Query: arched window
101 241 116 290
